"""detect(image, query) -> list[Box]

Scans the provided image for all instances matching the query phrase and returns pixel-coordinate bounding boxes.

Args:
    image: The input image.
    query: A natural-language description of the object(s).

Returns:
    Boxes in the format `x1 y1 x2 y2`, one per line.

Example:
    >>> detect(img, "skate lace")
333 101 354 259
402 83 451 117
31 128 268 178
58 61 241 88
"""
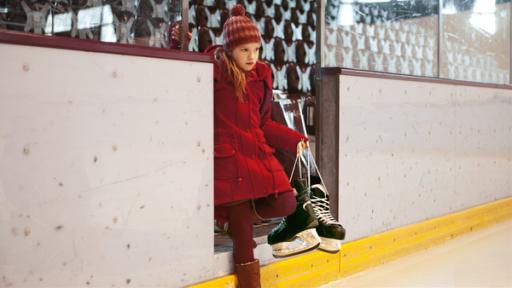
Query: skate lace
310 196 338 225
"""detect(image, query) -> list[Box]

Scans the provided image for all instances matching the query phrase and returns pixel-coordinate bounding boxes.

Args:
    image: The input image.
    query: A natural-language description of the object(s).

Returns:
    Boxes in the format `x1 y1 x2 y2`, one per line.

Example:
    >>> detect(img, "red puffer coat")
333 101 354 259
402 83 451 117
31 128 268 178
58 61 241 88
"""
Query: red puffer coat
206 46 306 206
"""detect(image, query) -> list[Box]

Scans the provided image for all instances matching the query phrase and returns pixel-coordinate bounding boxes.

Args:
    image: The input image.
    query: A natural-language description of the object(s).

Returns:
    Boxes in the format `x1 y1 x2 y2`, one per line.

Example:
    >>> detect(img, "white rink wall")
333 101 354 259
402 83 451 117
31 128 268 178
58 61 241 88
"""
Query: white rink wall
0 43 213 287
2 43 511 287
338 75 512 241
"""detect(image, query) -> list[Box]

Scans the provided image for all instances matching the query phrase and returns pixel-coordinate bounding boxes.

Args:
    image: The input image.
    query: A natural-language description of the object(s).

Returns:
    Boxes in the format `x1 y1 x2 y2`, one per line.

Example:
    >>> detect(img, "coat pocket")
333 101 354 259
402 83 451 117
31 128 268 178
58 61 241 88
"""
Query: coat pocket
214 144 238 180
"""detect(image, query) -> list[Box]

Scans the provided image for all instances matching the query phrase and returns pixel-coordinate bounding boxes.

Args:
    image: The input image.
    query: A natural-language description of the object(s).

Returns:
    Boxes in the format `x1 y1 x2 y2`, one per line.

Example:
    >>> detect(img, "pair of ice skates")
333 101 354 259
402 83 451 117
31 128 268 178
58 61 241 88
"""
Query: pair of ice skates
267 174 346 258
267 96 346 257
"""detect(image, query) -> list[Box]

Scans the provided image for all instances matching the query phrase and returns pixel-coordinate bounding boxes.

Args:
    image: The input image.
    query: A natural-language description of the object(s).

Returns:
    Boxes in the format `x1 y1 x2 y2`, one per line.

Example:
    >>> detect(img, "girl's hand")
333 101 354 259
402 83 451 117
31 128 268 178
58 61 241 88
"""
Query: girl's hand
297 139 309 155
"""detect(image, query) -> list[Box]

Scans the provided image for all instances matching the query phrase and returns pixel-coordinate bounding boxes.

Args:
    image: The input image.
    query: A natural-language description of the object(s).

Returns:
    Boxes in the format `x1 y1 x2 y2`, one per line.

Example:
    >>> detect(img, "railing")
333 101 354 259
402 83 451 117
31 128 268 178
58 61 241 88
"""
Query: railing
320 0 511 85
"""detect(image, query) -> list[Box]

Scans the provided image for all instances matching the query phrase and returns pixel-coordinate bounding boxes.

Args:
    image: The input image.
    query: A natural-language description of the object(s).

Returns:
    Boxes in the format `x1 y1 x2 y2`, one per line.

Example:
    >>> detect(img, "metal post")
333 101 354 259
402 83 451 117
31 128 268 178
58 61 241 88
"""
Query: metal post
438 0 443 79
317 70 340 220
317 0 325 69
315 0 324 162
181 0 189 51
316 0 341 220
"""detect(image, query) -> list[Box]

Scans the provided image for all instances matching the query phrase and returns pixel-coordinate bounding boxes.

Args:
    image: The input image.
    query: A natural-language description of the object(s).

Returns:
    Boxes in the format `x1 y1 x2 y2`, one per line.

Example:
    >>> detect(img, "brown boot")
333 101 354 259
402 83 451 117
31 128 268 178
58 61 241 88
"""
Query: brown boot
235 259 261 288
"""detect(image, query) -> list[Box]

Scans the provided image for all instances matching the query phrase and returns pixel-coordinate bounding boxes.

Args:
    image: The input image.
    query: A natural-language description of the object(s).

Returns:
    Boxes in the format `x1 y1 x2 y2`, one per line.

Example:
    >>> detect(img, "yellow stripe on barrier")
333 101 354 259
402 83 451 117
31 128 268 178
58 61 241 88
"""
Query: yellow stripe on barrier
189 197 512 288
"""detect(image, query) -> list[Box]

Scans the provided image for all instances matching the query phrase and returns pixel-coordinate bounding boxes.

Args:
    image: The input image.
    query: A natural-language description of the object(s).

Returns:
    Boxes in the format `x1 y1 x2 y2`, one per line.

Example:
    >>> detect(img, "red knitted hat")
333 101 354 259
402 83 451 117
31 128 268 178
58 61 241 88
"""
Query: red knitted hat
222 4 261 50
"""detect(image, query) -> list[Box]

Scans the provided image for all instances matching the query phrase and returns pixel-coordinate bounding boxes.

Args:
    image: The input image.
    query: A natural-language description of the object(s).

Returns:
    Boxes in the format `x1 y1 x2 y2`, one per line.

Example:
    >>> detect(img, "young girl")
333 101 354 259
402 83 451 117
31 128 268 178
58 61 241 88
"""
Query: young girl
210 5 310 287
175 4 307 287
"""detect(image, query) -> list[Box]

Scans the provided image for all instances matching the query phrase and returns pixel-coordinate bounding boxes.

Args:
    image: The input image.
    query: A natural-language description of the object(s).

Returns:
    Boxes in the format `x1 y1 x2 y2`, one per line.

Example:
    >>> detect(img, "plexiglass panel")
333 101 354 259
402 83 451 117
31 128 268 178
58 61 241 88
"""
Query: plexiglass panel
440 0 510 84
323 0 439 77
0 0 182 48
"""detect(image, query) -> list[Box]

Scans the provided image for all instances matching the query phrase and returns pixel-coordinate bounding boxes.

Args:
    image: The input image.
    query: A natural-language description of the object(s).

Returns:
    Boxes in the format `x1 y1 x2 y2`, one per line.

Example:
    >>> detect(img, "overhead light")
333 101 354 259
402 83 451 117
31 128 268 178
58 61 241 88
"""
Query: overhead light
77 6 103 29
77 5 114 29
76 5 116 42
45 12 73 34
470 0 496 34
473 0 496 13
442 0 457 14
100 5 116 42
356 0 390 3
470 13 496 34
337 0 355 26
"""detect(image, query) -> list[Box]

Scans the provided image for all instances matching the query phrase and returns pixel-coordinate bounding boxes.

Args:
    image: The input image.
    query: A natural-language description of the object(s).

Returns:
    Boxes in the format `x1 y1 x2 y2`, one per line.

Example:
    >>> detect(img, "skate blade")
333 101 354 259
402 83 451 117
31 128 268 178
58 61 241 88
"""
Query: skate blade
271 229 321 258
318 237 342 253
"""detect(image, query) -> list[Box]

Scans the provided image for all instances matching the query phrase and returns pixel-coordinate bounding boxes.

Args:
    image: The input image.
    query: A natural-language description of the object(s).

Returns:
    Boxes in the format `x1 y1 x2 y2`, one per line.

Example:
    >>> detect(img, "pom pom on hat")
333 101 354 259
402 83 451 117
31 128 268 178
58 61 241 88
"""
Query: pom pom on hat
231 4 246 17
222 4 261 50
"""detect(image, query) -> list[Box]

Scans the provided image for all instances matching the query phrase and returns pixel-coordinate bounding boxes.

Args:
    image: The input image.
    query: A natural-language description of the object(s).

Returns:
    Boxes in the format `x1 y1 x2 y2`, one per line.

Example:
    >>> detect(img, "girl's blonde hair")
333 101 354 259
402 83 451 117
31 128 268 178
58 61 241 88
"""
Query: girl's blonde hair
215 47 247 102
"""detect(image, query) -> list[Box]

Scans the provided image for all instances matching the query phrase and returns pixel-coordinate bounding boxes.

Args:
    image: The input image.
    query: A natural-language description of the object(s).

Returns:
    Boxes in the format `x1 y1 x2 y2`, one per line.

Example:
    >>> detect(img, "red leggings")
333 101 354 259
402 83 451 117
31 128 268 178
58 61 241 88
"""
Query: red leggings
226 191 296 264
